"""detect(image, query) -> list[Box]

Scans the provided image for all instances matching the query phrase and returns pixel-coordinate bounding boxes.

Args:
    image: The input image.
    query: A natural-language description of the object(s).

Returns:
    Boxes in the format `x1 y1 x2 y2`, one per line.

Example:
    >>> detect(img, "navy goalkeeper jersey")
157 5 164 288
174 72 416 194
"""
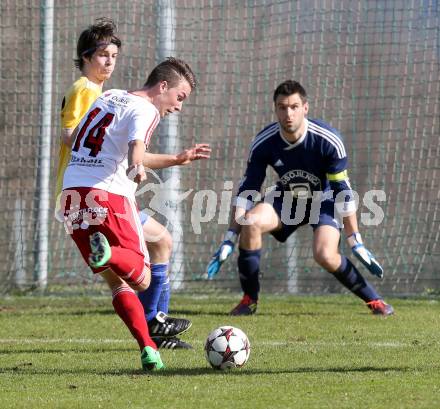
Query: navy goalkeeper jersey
236 118 351 206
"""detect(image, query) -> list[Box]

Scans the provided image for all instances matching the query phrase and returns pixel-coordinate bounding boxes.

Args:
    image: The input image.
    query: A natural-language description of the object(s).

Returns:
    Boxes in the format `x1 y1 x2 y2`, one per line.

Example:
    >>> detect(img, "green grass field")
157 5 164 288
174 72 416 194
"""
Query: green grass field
1 294 439 409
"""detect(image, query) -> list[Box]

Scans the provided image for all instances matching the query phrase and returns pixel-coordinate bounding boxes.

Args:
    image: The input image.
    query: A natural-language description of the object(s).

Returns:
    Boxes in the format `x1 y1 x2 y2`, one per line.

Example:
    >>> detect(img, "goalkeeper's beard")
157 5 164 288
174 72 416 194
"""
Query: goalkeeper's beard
280 122 301 136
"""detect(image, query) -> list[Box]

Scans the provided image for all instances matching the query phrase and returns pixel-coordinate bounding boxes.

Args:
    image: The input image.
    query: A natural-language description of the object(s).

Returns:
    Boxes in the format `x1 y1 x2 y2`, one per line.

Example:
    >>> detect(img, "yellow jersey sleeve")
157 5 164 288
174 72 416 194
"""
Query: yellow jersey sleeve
61 77 101 130
54 78 101 218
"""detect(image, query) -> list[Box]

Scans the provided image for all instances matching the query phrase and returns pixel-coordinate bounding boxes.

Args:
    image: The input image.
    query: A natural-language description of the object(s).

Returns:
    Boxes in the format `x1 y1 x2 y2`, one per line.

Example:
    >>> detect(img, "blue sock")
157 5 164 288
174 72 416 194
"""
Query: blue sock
137 263 168 322
157 275 170 314
333 256 380 302
237 248 261 301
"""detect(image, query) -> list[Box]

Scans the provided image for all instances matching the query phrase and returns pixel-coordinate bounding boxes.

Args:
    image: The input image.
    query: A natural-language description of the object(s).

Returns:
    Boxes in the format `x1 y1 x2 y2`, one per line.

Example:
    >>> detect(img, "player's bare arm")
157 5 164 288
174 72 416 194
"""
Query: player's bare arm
142 143 211 169
61 127 79 148
205 204 244 279
230 208 244 234
127 140 147 183
342 212 359 237
175 143 211 165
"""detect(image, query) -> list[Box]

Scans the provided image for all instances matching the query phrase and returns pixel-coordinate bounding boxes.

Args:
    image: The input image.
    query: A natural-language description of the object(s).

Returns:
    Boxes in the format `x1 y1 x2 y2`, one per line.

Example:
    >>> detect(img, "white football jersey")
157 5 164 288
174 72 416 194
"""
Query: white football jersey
63 89 160 198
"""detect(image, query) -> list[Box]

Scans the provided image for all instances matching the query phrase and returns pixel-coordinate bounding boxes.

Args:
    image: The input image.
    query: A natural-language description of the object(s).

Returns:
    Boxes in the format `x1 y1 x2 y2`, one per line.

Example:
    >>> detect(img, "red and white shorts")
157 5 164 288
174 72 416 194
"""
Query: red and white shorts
60 187 149 274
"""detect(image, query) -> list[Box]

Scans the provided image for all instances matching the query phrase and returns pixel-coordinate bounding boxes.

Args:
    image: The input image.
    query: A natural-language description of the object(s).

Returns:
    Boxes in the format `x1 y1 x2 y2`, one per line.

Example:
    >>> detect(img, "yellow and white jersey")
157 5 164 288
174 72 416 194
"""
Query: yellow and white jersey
63 89 160 199
55 77 102 209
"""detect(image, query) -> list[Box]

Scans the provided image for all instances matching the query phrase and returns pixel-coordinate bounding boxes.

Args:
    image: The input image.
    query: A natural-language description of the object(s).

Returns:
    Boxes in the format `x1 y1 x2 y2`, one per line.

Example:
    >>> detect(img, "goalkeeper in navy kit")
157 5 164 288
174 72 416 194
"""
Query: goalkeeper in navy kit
207 80 393 317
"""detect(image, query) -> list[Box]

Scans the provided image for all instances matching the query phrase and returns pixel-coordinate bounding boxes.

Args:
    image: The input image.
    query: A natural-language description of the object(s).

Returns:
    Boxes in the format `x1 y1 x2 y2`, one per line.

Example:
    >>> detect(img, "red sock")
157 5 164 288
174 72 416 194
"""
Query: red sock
112 286 156 351
108 247 147 286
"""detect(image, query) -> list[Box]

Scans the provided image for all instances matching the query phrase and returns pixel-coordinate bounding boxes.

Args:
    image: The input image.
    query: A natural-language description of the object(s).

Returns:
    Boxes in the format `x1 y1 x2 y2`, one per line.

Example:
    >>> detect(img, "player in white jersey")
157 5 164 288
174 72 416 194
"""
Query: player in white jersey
56 20 202 351
61 57 208 371
64 88 160 197
207 80 393 317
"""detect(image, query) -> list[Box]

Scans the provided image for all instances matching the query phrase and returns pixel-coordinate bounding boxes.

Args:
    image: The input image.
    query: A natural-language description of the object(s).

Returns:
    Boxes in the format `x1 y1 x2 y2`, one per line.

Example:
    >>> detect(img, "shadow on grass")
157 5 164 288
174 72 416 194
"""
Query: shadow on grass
9 309 115 317
150 365 434 377
10 307 371 319
0 364 433 377
2 296 372 318
171 308 343 318
0 347 134 355
164 298 370 317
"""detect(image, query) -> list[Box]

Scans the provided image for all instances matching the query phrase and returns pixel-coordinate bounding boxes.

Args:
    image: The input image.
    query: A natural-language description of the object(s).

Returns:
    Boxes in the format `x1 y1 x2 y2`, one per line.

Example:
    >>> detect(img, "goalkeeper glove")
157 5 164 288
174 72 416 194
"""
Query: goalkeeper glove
347 232 383 278
206 230 238 279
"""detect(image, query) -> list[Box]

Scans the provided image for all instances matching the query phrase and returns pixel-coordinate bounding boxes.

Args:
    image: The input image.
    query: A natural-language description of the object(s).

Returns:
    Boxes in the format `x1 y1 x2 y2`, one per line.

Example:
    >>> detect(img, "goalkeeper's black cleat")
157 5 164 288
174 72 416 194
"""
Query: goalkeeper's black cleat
152 336 193 350
366 299 394 316
148 311 192 337
230 294 258 316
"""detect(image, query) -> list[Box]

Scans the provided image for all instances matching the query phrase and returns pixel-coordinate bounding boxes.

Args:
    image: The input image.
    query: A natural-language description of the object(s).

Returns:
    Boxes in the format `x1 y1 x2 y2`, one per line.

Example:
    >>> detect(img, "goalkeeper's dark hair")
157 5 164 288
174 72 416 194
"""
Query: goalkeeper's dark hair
273 80 307 104
144 57 197 91
74 17 122 70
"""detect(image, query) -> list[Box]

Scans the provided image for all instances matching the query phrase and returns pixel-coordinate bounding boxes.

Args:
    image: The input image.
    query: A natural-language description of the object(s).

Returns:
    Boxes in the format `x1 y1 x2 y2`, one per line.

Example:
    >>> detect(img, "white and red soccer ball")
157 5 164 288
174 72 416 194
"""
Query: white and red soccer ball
204 326 250 370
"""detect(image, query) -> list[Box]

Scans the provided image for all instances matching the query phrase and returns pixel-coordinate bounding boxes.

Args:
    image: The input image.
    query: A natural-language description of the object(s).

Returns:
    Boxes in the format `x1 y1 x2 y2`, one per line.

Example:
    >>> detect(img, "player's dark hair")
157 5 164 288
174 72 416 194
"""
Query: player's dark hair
144 57 197 90
273 80 307 104
74 17 122 71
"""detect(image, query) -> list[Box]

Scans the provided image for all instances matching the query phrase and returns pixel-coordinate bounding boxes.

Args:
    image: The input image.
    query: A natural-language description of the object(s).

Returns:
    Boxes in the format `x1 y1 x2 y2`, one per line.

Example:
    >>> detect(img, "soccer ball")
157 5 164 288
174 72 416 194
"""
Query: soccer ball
204 326 250 370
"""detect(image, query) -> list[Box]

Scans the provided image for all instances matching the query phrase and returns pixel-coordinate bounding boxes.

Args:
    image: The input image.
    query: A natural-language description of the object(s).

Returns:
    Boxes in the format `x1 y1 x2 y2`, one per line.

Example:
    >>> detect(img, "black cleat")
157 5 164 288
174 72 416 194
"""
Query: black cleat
153 336 193 350
148 311 192 337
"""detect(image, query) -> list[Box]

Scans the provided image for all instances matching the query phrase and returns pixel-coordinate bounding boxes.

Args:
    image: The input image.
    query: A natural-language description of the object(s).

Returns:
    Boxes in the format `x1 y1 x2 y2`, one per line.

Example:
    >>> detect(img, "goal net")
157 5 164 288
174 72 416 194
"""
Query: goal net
0 0 438 295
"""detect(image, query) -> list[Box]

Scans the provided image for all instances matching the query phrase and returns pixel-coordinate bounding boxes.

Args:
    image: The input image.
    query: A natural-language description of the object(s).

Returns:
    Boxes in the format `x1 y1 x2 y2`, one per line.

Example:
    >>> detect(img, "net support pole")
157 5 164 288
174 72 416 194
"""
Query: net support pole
155 0 184 290
35 0 54 289
286 234 298 294
14 198 27 289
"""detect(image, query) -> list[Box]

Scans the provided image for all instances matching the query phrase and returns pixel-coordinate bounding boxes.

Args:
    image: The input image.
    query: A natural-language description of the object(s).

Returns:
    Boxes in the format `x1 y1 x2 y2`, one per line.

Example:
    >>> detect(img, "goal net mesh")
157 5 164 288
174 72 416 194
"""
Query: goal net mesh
0 0 438 295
